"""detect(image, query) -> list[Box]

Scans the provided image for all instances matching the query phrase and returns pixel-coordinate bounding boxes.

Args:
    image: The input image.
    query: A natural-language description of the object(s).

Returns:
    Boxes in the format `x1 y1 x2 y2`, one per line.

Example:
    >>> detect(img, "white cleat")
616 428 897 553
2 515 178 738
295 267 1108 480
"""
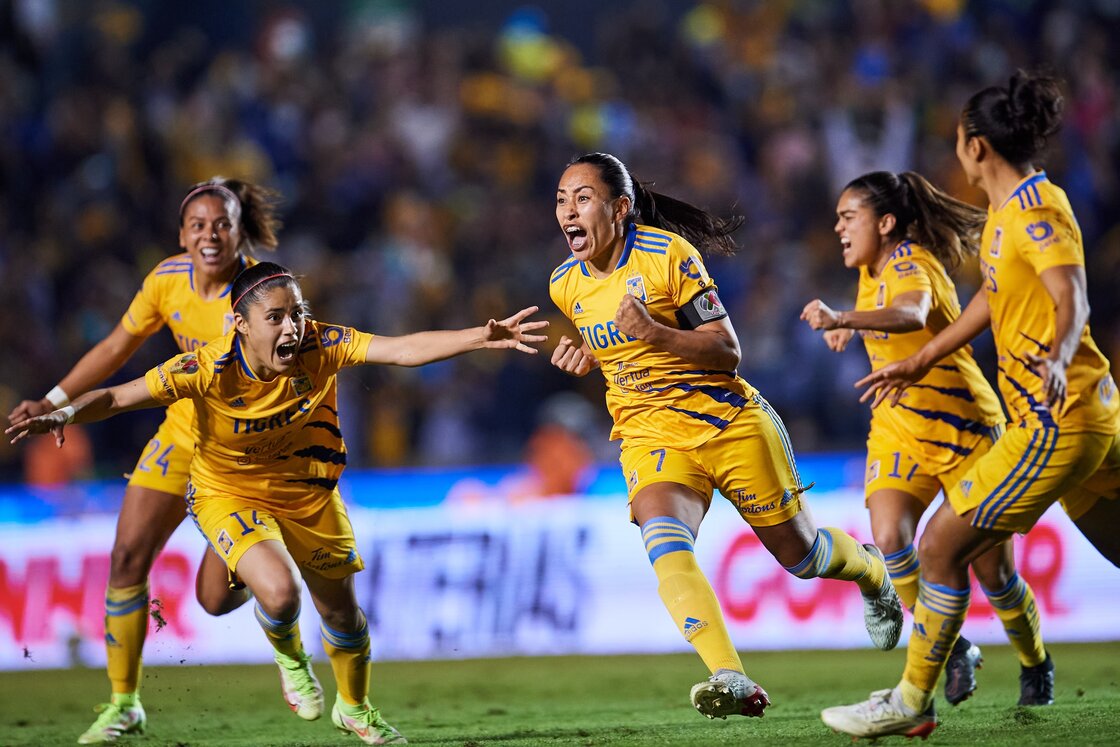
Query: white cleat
689 668 771 719
821 688 937 740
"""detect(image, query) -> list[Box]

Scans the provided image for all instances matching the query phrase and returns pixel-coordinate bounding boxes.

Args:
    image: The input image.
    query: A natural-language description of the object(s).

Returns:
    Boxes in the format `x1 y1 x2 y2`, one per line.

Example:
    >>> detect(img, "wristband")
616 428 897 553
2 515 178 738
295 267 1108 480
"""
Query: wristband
58 405 77 424
46 385 70 408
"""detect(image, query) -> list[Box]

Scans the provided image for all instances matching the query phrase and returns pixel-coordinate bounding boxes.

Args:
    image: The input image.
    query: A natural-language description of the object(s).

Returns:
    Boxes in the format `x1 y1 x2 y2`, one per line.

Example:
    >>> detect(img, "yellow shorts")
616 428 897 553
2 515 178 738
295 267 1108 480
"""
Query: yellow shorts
1060 431 1120 521
126 420 192 495
619 394 804 527
946 426 1116 532
864 425 1003 506
187 487 364 579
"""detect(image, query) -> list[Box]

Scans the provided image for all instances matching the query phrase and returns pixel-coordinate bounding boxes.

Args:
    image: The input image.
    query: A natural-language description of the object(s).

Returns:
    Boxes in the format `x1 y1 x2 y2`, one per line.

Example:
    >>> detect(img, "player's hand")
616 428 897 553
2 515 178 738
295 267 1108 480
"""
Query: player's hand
1025 353 1067 411
480 306 550 354
800 299 843 331
615 293 655 339
855 355 929 408
823 329 855 352
551 335 599 377
6 411 68 447
8 397 53 425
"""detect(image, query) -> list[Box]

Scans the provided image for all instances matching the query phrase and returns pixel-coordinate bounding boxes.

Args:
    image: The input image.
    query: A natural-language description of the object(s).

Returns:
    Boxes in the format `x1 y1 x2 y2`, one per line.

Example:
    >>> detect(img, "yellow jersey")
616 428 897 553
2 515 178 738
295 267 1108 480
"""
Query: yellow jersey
549 223 756 450
979 172 1118 432
857 241 1004 470
121 253 253 445
143 320 373 517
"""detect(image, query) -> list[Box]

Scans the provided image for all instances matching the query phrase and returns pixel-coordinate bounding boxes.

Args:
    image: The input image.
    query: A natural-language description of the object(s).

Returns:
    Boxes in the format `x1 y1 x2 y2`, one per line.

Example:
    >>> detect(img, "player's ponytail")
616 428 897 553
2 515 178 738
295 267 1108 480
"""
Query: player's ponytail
844 171 985 272
962 70 1064 166
568 152 743 256
180 177 283 255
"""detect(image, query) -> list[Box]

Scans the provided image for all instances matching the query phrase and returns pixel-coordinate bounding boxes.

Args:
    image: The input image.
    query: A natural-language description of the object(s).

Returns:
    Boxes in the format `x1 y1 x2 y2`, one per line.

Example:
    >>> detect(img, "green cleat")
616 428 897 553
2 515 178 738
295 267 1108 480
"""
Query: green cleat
76 697 146 744
332 698 407 745
274 649 325 720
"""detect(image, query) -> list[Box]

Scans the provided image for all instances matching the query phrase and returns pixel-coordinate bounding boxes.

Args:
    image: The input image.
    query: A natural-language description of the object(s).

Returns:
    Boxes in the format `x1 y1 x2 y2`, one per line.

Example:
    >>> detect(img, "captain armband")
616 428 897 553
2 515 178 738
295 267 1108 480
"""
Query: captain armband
675 288 729 330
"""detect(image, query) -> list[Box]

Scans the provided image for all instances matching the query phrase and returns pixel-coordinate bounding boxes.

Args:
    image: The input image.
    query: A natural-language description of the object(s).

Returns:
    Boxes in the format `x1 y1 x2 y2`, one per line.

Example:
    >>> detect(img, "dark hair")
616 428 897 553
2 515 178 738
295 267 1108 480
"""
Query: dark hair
843 171 986 271
231 261 299 315
961 70 1064 166
180 177 283 254
568 152 743 256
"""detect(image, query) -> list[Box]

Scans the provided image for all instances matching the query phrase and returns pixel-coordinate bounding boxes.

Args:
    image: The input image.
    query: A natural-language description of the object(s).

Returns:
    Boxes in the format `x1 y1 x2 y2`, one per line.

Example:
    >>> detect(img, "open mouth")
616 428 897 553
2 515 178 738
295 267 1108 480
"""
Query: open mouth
276 341 298 362
565 225 588 251
200 247 222 261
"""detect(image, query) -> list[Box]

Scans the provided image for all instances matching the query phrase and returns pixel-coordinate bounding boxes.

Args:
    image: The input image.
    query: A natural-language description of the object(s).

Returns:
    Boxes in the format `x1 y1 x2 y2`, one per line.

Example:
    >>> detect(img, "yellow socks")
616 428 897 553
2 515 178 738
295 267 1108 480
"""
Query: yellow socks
642 517 743 674
883 544 920 611
321 613 371 706
255 602 303 659
983 572 1046 667
104 582 149 695
900 579 970 712
784 528 885 595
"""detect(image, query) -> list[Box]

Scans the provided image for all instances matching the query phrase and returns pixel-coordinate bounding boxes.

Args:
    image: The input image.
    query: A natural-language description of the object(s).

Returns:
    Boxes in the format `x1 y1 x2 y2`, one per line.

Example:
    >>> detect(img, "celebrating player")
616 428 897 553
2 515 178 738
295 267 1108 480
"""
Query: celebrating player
8 261 548 745
801 170 1050 707
7 177 279 743
548 152 903 721
821 71 1120 739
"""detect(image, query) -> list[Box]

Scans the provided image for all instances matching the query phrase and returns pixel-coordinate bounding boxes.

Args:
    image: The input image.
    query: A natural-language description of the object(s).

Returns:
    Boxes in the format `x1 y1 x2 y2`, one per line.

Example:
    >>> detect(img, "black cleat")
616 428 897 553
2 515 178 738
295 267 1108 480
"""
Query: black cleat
1018 652 1055 706
944 637 982 706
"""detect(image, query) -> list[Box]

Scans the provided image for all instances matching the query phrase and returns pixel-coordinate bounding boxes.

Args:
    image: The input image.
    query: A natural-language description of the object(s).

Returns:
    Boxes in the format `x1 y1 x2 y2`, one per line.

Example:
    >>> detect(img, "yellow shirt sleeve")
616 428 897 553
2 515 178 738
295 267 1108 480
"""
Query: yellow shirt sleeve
666 239 715 308
1014 205 1084 274
144 351 207 404
121 273 166 338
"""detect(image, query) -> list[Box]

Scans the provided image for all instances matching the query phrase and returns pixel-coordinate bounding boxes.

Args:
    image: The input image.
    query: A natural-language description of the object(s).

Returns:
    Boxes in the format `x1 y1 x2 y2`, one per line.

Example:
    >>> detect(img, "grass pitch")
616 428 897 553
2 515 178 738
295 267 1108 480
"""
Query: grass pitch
1 642 1118 746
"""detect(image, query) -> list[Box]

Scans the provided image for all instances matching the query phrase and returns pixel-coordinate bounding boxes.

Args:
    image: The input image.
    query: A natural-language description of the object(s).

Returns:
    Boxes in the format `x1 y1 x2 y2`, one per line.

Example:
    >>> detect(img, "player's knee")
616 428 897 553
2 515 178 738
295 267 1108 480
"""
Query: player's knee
252 580 302 621
108 540 155 585
197 585 250 617
870 523 910 556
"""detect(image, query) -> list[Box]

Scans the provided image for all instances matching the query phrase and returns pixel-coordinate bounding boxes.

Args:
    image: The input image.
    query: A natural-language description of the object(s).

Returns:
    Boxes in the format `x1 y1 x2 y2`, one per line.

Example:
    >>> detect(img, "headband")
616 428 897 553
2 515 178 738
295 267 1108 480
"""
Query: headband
232 273 293 311
179 183 240 218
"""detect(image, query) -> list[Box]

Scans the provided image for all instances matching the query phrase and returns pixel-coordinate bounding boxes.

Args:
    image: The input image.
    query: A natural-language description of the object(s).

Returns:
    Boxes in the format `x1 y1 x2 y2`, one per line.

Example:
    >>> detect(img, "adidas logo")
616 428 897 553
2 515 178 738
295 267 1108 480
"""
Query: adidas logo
172 311 183 322
573 302 583 315
230 397 247 408
683 616 708 640
960 480 973 497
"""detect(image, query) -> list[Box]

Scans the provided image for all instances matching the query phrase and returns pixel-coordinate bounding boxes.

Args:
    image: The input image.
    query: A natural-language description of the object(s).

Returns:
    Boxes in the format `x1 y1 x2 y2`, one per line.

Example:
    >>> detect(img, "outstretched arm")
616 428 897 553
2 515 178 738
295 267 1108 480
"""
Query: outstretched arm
856 290 991 407
8 324 147 423
363 306 549 367
6 378 160 447
801 291 930 334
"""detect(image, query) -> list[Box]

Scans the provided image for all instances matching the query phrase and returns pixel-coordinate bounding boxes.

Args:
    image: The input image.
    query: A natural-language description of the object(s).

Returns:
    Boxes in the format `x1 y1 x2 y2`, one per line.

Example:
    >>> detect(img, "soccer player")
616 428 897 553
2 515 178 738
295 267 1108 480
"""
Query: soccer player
821 71 1120 740
8 261 549 745
549 152 904 721
7 177 279 743
801 170 1050 707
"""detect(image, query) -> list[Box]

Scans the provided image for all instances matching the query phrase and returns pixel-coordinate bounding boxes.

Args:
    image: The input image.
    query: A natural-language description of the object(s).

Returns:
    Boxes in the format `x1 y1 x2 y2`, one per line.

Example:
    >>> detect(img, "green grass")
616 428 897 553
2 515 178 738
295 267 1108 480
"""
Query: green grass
1 642 1118 746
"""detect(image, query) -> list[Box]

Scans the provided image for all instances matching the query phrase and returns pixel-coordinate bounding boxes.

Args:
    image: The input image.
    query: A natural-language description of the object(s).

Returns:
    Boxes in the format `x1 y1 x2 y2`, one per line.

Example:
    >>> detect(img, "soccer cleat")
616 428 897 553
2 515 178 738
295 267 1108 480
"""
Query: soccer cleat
275 649 325 720
332 698 408 744
76 698 146 744
1018 652 1055 706
689 668 771 719
944 638 983 705
821 688 937 740
861 544 905 650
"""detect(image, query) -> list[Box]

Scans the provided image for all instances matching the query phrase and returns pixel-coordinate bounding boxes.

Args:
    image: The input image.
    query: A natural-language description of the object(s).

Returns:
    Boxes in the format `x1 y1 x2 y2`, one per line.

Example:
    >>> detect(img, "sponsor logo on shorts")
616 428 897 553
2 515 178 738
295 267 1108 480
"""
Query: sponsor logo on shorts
217 529 234 556
627 469 639 492
683 616 708 640
779 489 795 507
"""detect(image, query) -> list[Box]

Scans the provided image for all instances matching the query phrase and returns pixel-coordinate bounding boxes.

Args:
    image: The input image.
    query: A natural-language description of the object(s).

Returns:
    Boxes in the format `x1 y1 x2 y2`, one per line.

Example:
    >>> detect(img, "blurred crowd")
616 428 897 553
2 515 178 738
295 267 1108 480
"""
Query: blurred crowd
2 0 1118 483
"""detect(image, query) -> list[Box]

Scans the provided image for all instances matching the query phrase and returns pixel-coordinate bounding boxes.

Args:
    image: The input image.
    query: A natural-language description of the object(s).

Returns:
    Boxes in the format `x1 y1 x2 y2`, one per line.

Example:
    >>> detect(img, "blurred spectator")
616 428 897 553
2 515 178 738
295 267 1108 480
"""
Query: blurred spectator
2 0 1118 481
